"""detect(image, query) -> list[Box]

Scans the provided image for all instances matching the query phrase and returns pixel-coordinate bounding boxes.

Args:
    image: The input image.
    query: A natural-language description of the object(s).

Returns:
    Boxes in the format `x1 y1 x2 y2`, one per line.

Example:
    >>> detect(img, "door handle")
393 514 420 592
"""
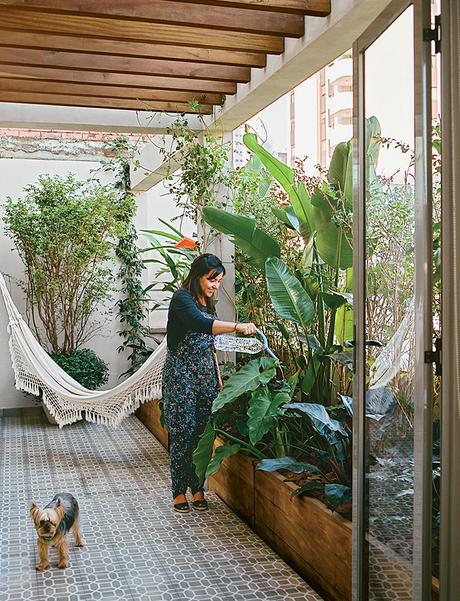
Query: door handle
347 335 383 374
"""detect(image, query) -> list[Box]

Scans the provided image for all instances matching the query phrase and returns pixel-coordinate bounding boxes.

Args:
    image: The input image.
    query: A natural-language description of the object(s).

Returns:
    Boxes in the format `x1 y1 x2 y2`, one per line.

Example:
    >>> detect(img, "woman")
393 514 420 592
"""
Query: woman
162 253 257 513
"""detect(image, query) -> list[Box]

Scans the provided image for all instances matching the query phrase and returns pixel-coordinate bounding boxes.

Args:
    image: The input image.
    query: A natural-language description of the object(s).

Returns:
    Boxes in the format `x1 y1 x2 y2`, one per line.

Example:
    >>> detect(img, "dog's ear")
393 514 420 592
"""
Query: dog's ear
55 497 65 520
30 502 40 523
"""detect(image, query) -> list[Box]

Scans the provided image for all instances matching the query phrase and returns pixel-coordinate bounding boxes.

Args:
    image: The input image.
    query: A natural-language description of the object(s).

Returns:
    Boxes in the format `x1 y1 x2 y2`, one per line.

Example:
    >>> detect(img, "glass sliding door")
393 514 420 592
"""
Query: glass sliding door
352 1 435 599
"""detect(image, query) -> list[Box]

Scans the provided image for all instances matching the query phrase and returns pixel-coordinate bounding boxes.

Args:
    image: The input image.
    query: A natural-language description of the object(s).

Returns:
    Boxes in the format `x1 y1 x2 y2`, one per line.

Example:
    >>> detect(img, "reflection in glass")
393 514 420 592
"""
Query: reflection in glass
364 7 414 600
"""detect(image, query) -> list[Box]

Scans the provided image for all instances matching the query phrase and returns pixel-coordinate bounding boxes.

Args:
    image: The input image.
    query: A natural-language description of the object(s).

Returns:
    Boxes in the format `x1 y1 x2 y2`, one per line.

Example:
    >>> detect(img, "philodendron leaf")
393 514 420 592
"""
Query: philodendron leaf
247 386 290 445
212 357 278 412
256 457 320 474
205 443 241 479
283 403 348 437
193 420 217 483
324 483 352 509
291 481 324 498
265 257 314 329
202 206 280 270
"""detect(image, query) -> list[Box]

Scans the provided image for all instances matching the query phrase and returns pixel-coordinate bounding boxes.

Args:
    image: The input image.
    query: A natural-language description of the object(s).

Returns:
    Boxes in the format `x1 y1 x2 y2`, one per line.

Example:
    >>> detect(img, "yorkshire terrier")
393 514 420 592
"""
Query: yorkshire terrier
30 492 84 571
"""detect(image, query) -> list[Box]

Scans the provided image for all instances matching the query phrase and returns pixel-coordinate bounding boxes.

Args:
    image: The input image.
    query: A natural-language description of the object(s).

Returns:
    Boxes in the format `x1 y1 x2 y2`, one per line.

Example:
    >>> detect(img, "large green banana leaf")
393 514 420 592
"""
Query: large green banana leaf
212 357 278 412
311 188 353 269
328 141 353 210
265 257 315 329
202 206 280 270
247 386 290 445
243 133 314 241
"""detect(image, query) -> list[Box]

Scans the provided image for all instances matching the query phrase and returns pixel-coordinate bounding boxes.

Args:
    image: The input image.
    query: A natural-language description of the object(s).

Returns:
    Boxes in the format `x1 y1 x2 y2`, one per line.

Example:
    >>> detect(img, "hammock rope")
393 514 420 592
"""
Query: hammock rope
0 273 264 428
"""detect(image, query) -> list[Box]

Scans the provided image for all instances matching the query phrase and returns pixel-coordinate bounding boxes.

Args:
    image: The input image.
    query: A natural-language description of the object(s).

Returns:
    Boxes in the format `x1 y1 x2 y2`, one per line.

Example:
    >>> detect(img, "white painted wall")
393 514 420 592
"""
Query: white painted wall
0 155 184 408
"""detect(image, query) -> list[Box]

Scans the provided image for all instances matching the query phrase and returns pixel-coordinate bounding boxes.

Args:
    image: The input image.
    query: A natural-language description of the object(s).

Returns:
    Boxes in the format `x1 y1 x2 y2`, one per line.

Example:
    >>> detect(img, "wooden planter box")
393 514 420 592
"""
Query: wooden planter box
208 439 256 527
136 399 169 450
255 469 352 601
135 410 440 601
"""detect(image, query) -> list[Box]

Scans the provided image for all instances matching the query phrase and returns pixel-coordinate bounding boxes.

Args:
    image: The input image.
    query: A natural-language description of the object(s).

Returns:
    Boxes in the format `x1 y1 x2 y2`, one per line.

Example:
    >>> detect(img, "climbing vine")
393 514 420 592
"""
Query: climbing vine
101 136 152 375
158 114 231 225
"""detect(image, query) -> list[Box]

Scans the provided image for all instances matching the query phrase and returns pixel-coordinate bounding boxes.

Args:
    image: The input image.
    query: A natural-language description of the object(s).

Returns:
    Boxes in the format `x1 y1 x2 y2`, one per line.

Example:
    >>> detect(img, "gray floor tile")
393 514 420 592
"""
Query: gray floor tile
1 410 322 601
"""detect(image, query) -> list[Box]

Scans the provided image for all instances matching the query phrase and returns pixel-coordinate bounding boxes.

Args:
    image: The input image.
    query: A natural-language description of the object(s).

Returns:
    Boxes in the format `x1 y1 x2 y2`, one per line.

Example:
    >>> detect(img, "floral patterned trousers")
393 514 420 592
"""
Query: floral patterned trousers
162 328 220 498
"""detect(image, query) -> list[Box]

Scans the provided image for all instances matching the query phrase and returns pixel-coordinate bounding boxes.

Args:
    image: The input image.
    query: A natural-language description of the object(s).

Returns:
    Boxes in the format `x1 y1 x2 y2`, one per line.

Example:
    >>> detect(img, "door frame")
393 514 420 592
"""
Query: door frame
352 1 434 598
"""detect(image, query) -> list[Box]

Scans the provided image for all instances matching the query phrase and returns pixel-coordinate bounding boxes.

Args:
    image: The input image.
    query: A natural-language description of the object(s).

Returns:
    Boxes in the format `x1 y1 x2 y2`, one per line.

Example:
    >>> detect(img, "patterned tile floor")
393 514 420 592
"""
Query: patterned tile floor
0 407 323 601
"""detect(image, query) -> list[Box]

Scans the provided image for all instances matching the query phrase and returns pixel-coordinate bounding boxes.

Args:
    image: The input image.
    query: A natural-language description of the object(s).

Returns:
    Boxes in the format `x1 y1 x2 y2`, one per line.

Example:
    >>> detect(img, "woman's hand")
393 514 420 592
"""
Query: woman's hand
235 322 257 335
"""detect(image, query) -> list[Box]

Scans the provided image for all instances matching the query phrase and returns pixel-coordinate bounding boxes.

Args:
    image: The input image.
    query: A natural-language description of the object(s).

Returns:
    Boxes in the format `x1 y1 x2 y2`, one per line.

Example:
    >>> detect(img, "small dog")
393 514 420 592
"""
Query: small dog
30 492 84 571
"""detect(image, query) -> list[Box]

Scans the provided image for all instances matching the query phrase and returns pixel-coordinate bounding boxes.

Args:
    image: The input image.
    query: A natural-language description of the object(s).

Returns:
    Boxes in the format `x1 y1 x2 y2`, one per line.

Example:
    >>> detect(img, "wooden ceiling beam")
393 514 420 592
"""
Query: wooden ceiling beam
0 8 284 54
0 91 214 113
165 0 331 16
0 64 237 94
0 1 304 37
0 78 225 104
0 48 250 82
0 30 266 67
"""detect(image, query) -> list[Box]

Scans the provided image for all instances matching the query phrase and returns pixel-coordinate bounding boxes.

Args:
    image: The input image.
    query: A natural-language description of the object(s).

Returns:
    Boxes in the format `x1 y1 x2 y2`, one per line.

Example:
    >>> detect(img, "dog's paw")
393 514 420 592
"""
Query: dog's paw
36 563 49 571
57 561 68 569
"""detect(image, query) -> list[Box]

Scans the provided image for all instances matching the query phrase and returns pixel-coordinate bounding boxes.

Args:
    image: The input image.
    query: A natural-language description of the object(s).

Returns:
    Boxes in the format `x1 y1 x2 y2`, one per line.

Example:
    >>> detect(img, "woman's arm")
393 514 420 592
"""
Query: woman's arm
172 289 257 336
212 320 257 335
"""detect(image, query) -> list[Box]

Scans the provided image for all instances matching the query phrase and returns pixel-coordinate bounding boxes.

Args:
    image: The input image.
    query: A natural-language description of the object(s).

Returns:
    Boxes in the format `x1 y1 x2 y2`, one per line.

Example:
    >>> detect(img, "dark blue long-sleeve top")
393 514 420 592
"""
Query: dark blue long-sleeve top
166 288 216 352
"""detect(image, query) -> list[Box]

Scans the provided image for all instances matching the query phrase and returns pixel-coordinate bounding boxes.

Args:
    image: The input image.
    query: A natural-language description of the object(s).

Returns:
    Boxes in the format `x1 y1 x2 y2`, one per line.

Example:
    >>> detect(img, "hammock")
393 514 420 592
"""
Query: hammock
0 274 264 428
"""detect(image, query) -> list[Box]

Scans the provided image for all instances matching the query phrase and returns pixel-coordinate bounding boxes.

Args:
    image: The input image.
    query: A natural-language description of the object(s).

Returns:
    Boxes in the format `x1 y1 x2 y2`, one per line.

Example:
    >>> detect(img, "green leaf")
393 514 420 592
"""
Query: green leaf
192 421 216 483
321 291 349 310
325 351 353 367
265 257 314 329
328 141 352 209
283 403 348 437
202 206 280 270
311 188 353 269
324 483 352 509
256 457 320 474
243 132 314 240
243 132 294 192
291 481 324 498
301 356 320 395
247 386 290 445
205 443 241 478
212 357 278 412
335 305 353 346
287 370 300 398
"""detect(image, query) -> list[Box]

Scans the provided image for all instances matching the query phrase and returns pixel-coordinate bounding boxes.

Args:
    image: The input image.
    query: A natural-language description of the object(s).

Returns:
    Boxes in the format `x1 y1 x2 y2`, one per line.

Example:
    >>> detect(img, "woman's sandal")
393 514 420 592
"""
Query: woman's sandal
192 498 208 511
173 501 190 513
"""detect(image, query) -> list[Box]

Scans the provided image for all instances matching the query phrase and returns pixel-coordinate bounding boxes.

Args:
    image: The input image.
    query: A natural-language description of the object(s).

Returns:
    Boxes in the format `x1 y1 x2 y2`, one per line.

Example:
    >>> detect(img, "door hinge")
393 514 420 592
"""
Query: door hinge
424 337 442 376
423 14 441 54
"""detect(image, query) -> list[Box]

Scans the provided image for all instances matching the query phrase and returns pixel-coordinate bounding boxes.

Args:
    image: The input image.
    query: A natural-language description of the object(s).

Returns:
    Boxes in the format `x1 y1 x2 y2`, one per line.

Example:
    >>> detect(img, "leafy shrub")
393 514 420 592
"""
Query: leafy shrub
51 349 109 390
4 173 127 355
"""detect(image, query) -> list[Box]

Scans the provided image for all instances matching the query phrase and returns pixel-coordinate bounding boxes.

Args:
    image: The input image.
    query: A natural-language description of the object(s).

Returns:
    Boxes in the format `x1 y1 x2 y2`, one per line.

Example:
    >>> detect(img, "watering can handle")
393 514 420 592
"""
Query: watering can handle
256 329 278 361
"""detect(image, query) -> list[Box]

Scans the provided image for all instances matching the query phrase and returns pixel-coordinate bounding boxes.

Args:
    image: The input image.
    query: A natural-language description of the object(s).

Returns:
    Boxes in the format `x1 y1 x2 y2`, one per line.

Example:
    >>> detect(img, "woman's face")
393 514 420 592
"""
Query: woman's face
198 270 224 299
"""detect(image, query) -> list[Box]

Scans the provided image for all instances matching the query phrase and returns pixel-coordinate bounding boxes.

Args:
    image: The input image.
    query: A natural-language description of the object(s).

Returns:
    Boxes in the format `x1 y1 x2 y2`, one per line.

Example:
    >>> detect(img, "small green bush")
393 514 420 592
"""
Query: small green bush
51 349 109 390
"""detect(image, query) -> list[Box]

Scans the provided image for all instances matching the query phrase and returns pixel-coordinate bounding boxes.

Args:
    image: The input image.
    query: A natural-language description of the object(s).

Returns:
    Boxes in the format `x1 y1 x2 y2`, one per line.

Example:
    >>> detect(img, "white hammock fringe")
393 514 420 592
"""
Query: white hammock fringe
0 273 262 428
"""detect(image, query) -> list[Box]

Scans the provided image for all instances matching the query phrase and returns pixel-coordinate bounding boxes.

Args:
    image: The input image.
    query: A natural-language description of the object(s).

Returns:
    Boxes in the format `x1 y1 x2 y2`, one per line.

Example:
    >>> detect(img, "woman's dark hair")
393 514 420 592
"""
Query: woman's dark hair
181 253 225 314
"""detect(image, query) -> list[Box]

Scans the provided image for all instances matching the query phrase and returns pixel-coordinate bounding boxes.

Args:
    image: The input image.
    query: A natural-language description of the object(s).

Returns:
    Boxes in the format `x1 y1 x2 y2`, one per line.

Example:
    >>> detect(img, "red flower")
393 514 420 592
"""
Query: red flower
174 237 196 249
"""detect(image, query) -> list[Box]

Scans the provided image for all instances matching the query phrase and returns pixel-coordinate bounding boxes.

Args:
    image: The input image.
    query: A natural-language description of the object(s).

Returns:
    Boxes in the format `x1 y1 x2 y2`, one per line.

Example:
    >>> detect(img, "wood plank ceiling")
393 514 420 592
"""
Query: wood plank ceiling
0 0 331 114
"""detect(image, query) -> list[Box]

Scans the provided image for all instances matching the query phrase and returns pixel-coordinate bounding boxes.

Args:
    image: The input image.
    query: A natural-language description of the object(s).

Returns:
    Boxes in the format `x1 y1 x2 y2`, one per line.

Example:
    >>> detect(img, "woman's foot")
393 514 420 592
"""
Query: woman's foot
191 491 208 511
173 493 189 513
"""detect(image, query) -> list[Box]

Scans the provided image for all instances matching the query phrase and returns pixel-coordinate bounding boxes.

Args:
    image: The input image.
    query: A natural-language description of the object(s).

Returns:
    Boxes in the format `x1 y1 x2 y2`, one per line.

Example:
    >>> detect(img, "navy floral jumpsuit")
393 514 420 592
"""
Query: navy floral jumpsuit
162 290 220 498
